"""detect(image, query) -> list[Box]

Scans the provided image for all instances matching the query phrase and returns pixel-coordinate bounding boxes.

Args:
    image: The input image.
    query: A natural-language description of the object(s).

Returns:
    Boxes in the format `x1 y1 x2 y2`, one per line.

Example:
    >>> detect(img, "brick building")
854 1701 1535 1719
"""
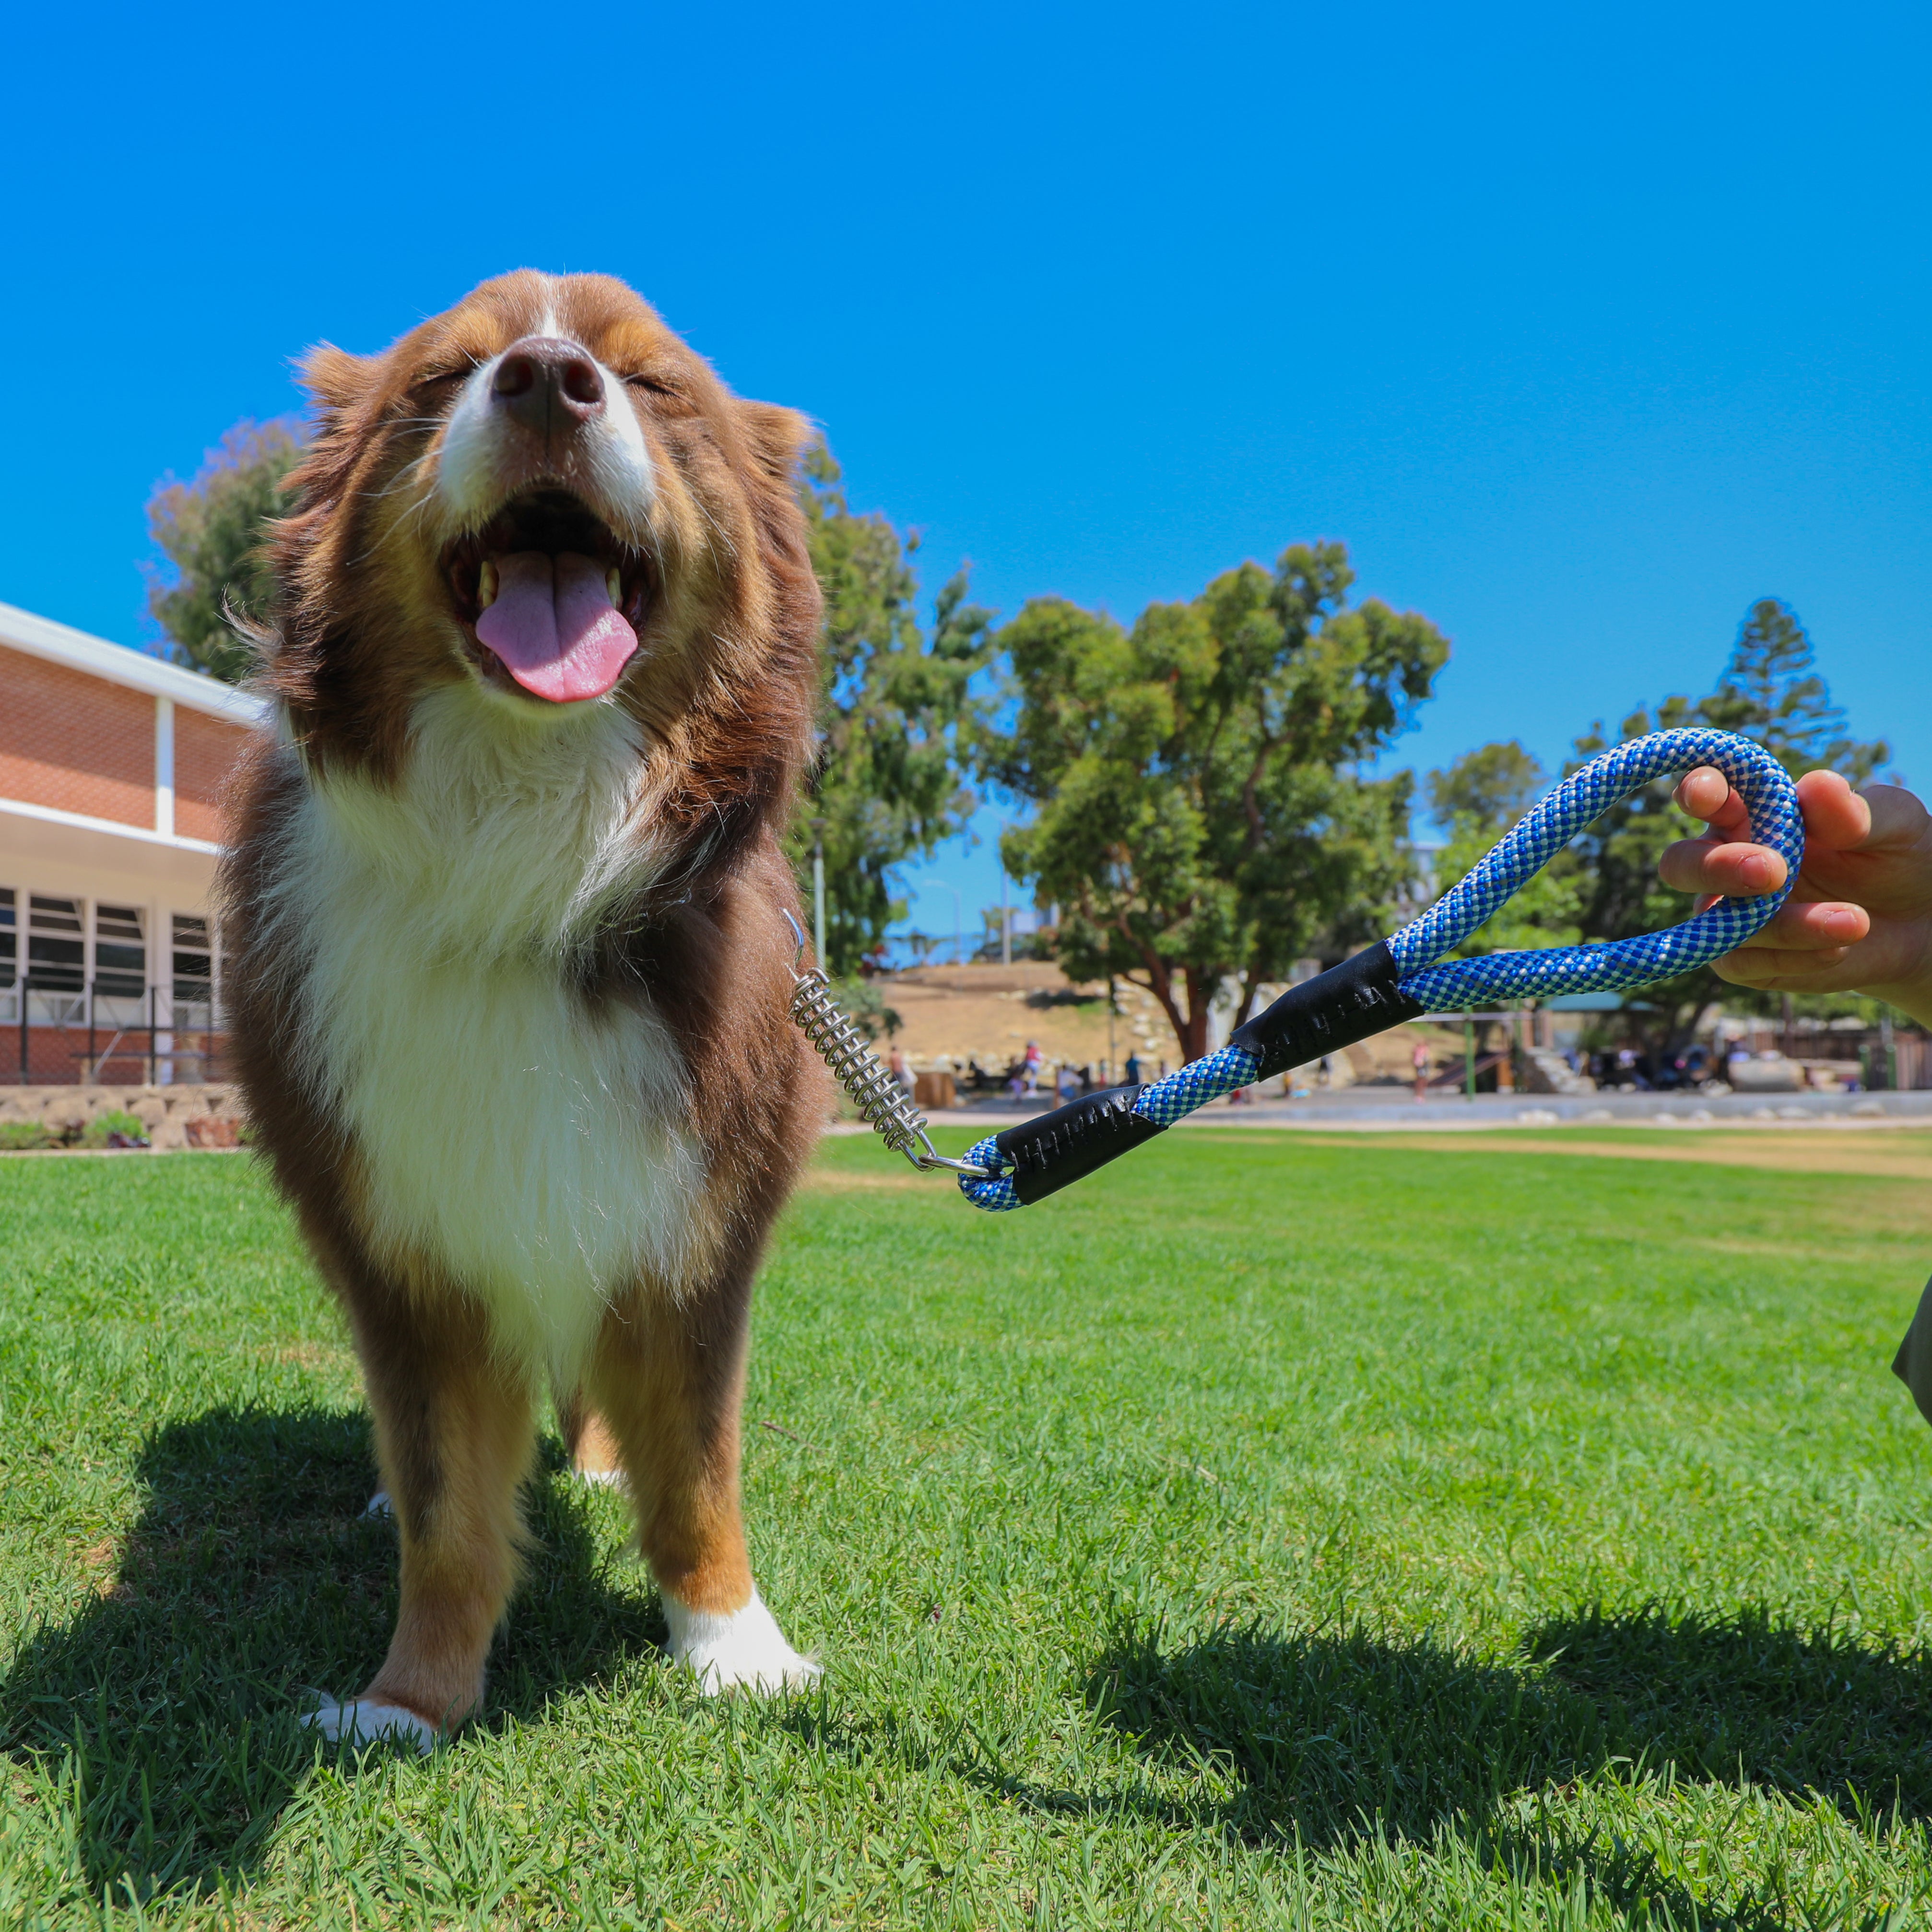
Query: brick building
0 600 266 1084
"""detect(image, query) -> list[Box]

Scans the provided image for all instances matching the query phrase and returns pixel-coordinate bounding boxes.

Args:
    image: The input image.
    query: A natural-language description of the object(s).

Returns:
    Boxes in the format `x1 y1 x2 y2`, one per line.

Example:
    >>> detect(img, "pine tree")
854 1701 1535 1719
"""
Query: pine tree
1562 597 1888 1053
1697 598 1888 780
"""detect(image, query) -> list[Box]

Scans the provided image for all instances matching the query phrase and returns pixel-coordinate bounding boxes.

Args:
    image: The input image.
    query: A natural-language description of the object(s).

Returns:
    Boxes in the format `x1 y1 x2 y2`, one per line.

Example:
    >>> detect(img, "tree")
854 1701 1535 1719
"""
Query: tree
1425 740 1583 958
145 419 307 682
1699 598 1888 783
786 443 995 975
978 542 1449 1061
1558 600 1888 1053
1426 739 1542 830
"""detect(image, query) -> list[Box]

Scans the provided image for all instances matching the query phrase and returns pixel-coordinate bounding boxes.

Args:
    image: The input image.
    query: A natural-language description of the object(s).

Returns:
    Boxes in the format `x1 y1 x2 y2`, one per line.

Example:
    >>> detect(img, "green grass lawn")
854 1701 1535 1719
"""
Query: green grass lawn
4 1131 1932 1929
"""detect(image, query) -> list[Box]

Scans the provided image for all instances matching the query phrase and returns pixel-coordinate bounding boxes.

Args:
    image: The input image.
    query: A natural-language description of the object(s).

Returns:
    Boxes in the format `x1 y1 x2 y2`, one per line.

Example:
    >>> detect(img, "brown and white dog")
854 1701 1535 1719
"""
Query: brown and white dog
221 271 830 1748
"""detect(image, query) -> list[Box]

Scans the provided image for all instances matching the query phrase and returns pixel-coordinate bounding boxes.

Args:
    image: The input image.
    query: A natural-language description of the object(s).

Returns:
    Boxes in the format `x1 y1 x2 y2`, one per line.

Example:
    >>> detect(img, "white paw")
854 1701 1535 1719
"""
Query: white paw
574 1467 629 1493
662 1587 821 1694
302 1696 437 1753
363 1490 393 1519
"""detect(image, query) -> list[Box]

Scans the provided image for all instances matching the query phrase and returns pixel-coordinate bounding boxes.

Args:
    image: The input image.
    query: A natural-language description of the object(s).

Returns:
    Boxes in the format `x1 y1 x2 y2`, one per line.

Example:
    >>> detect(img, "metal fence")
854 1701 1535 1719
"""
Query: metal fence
1 977 225 1085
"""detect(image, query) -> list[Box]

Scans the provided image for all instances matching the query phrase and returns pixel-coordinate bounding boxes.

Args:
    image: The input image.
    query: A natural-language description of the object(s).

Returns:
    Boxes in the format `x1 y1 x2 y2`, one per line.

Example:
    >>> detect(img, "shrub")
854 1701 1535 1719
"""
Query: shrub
0 1120 53 1151
81 1110 152 1150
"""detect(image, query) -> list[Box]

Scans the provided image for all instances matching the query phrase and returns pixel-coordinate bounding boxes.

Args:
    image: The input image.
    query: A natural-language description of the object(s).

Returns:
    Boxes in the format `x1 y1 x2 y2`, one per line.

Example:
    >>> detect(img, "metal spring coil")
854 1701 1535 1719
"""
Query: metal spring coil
789 969 929 1161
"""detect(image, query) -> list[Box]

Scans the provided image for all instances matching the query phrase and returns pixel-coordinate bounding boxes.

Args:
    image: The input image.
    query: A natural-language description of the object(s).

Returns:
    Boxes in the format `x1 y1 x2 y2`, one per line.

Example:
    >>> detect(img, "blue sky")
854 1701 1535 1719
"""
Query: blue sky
4 1 1926 946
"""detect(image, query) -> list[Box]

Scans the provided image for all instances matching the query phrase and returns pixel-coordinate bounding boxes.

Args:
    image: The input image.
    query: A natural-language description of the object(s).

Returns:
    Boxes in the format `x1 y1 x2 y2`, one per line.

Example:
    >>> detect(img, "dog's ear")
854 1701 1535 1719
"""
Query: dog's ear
298 342 379 424
733 400 813 487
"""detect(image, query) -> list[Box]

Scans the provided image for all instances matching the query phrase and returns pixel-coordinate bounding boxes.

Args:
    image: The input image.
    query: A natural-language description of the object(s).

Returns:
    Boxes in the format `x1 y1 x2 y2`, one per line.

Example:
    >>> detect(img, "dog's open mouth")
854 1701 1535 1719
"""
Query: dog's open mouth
443 491 650 703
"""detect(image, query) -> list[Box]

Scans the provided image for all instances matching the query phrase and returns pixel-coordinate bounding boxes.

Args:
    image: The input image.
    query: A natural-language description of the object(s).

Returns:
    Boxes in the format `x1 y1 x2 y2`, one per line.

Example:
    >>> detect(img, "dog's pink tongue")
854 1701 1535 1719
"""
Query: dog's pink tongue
474 551 637 702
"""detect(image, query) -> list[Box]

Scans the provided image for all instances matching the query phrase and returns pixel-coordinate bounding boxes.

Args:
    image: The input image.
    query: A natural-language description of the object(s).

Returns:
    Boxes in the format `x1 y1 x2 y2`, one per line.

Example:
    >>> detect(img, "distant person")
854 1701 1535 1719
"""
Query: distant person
1021 1039 1043 1095
1614 1046 1651 1091
1412 1040 1430 1103
887 1046 915 1096
1057 1062 1081 1102
1124 1049 1143 1085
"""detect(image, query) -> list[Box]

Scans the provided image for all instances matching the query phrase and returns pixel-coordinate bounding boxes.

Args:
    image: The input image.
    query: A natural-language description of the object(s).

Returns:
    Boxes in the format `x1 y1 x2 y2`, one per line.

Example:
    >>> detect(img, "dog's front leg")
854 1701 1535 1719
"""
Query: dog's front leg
312 1282 536 1749
585 1281 818 1693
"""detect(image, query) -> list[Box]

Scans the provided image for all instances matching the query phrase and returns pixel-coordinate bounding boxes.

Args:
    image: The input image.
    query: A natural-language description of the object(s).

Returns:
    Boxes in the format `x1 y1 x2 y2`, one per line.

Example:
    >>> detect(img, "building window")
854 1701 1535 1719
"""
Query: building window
94 904 147 999
27 895 84 993
173 913 214 1008
0 887 13 988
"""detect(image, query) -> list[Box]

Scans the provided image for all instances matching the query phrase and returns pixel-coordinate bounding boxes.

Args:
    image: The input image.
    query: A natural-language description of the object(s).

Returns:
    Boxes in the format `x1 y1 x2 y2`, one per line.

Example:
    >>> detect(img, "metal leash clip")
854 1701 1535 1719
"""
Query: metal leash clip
784 911 995 1178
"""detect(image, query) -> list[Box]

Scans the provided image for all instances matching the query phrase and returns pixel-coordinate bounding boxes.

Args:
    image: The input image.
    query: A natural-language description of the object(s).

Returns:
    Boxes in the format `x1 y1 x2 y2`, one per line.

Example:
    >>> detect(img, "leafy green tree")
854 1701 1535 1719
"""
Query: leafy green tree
145 419 306 682
1425 740 1583 959
1426 739 1542 829
979 542 1449 1060
787 444 995 976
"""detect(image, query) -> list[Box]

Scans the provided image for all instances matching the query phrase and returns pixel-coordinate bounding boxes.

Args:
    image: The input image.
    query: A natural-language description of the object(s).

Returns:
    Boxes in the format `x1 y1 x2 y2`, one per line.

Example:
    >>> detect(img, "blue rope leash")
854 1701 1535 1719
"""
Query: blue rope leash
959 729 1802 1212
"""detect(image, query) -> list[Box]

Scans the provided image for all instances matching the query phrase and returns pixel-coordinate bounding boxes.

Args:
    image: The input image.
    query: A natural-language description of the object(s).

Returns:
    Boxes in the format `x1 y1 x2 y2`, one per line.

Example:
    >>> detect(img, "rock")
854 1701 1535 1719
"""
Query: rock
0 1084 245 1152
1728 1055 1805 1094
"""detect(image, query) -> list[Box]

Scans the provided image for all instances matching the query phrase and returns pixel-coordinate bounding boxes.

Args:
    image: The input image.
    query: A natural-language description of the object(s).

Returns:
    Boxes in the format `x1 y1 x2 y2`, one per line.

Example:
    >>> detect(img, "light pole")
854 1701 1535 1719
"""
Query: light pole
812 829 826 972
999 856 1012 966
1107 974 1118 1086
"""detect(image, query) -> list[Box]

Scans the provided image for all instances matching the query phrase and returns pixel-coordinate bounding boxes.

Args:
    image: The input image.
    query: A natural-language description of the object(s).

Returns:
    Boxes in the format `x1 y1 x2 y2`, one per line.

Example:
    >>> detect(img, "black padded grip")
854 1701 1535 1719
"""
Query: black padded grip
994 1084 1168 1206
1226 941 1423 1081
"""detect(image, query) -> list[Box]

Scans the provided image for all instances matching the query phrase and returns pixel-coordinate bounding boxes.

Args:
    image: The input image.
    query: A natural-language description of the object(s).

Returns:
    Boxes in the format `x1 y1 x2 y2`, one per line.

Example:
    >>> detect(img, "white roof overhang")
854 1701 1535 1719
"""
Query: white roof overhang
0 600 271 726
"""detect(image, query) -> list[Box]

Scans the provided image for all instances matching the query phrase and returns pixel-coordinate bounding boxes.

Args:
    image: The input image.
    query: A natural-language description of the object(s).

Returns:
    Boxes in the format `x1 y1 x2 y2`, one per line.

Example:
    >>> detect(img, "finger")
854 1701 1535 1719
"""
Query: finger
1732 897 1870 951
1673 767 1752 836
1658 837 1787 897
1713 947 1857 993
1856 779 1929 850
1791 768 1874 850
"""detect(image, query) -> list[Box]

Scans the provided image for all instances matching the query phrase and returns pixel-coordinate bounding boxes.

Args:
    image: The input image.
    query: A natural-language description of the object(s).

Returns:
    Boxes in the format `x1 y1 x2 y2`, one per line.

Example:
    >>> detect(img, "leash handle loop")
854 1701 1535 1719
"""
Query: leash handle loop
1388 727 1801 1008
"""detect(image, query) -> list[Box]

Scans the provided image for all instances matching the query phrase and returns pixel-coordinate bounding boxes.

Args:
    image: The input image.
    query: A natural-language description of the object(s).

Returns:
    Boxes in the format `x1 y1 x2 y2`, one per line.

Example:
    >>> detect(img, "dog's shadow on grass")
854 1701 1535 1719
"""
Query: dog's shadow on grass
1058 1609 1932 1921
0 1404 659 1907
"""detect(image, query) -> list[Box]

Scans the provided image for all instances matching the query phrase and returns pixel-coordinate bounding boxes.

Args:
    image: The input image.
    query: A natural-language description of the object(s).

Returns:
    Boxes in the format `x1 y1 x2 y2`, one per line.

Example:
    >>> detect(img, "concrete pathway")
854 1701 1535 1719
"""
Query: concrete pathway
905 1087 1932 1133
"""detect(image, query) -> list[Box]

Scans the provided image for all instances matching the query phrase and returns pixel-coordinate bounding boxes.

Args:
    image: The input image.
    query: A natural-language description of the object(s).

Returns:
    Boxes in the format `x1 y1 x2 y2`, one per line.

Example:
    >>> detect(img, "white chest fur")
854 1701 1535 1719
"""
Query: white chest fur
262 684 704 1380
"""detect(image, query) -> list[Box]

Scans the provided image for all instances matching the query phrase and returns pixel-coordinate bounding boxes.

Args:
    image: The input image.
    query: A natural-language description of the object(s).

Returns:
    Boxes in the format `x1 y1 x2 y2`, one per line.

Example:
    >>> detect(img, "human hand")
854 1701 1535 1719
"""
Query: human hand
1657 767 1932 1029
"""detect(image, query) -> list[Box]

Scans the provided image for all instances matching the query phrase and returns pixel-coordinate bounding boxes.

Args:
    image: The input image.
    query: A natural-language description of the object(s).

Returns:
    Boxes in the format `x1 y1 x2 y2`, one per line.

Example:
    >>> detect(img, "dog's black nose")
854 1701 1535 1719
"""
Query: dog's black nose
490 336 605 437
